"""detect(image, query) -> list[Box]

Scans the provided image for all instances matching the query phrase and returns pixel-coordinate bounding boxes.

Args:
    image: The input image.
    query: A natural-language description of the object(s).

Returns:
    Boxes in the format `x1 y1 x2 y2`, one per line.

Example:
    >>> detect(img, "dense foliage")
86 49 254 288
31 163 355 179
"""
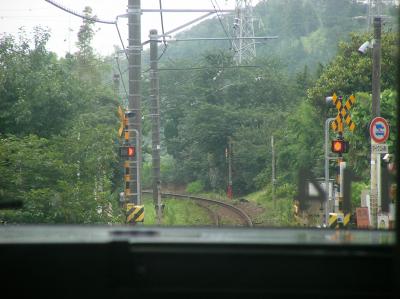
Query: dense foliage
0 10 122 223
155 41 398 199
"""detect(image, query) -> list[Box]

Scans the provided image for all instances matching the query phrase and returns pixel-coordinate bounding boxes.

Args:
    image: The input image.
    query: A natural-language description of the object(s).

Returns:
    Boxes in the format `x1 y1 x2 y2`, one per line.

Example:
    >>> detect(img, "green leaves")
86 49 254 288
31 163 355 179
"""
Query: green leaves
0 26 120 224
158 51 296 194
307 32 398 113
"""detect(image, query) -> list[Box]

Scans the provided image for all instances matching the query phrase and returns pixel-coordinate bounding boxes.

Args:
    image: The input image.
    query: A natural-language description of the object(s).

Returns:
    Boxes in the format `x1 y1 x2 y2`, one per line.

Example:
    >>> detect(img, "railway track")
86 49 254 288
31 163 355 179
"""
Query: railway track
142 191 253 227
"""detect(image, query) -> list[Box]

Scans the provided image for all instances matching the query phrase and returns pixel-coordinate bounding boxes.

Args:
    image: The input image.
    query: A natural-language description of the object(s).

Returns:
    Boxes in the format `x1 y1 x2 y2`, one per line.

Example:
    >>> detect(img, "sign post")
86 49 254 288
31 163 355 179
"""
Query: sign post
369 117 390 228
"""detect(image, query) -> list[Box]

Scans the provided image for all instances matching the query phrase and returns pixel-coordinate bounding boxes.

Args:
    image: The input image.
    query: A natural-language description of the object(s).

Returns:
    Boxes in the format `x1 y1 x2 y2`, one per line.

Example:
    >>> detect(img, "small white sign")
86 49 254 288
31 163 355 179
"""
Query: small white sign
371 143 388 154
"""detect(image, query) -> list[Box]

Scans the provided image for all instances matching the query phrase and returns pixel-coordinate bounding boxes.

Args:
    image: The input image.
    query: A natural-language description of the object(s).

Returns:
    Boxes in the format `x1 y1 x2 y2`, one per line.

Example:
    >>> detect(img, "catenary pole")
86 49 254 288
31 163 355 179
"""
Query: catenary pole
127 0 142 205
149 29 162 223
325 118 335 227
370 16 381 228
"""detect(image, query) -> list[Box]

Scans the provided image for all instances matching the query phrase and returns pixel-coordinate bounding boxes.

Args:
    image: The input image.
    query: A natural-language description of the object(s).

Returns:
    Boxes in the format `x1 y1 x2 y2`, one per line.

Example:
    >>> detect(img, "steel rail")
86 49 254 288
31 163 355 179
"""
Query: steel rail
143 191 253 227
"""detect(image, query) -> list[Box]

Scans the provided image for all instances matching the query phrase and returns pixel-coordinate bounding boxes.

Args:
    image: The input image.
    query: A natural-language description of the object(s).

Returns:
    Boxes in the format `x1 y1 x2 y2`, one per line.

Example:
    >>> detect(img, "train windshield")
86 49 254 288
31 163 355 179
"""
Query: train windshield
0 0 398 243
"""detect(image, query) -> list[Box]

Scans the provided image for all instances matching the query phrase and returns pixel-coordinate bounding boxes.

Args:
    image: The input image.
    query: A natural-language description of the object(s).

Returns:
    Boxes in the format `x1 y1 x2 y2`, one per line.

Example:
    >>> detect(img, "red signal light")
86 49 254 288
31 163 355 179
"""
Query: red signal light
331 139 349 154
120 145 136 158
333 140 343 152
128 146 135 157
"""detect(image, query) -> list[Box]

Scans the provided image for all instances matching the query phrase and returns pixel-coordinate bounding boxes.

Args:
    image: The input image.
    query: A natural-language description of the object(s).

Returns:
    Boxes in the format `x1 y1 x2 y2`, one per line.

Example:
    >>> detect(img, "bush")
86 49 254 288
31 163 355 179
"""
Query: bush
275 183 296 200
186 180 204 194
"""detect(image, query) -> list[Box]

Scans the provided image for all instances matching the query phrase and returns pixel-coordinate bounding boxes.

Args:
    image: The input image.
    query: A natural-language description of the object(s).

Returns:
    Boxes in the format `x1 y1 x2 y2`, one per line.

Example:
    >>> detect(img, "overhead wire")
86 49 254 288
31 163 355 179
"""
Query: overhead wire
44 0 116 24
157 65 261 71
158 0 168 60
115 19 129 61
115 56 128 100
159 0 167 46
44 0 129 100
210 0 234 49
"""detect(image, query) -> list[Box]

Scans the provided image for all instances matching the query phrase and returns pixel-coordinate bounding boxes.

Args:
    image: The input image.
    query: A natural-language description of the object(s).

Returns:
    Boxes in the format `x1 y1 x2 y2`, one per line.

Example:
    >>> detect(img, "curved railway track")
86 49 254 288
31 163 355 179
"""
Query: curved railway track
143 191 253 227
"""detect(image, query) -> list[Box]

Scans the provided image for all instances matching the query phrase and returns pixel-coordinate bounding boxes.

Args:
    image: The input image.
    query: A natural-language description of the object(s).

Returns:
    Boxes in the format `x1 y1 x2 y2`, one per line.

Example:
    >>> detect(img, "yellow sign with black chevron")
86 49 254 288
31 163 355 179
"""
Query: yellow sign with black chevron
126 203 144 223
329 212 351 229
331 93 356 133
343 213 351 227
329 213 338 228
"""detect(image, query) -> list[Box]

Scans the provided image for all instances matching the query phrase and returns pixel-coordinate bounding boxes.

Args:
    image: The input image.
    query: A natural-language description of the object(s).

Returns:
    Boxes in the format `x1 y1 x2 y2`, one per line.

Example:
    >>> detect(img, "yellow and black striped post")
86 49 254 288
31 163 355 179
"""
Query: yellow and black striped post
328 213 337 228
126 203 144 223
343 213 351 227
329 212 349 229
118 106 142 224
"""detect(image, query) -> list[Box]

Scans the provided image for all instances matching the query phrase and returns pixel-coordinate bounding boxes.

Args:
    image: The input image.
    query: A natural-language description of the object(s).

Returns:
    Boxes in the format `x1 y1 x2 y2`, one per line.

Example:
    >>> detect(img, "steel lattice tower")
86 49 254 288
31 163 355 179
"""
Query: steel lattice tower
232 0 256 64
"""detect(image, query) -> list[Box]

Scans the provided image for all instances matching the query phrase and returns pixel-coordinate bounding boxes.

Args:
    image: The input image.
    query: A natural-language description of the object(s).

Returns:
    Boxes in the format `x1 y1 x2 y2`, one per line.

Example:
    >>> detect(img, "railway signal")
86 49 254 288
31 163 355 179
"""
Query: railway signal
331 139 349 154
117 106 143 224
120 145 136 158
325 93 356 229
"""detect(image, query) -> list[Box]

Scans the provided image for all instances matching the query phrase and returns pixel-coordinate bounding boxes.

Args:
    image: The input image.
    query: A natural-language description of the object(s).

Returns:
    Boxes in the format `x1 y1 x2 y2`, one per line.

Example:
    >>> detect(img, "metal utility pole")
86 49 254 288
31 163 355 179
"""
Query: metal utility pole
372 17 381 117
370 16 382 228
324 118 335 226
271 136 276 201
126 0 142 205
149 29 162 223
337 96 344 215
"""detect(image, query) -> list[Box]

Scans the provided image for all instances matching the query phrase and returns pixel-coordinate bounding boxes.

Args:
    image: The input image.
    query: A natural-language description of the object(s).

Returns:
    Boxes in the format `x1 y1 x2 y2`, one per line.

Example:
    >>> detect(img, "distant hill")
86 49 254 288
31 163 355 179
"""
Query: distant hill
157 0 398 74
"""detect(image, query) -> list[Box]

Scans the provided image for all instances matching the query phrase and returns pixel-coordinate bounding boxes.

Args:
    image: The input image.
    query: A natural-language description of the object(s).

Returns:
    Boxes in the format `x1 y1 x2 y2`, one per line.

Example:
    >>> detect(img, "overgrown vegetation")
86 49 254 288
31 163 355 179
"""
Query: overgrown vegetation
0 8 121 223
156 32 398 197
142 195 213 226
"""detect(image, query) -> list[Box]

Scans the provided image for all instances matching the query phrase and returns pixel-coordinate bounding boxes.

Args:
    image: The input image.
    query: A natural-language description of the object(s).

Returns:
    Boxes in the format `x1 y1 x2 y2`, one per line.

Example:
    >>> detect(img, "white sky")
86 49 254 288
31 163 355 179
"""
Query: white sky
0 0 261 57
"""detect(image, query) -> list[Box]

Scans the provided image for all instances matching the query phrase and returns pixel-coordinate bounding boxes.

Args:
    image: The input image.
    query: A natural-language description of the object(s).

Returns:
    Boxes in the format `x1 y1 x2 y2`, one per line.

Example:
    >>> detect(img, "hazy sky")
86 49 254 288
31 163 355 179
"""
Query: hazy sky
0 0 261 57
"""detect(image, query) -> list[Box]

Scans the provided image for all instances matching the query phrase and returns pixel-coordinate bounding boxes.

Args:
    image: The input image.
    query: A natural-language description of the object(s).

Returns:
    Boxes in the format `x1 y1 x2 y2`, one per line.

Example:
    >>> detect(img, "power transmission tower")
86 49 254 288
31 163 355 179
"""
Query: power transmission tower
232 0 256 64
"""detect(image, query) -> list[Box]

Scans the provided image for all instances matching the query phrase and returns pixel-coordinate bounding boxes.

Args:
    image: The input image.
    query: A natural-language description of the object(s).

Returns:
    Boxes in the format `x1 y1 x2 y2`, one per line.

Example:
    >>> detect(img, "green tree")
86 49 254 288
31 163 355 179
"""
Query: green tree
0 24 121 224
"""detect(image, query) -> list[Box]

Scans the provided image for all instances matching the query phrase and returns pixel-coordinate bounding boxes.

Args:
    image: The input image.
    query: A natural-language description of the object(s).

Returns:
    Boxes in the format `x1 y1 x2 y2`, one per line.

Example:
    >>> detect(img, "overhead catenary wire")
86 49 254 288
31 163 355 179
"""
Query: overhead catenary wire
158 0 168 61
115 56 128 100
44 0 116 24
115 20 129 61
159 0 167 46
44 0 129 96
210 0 234 50
157 65 262 71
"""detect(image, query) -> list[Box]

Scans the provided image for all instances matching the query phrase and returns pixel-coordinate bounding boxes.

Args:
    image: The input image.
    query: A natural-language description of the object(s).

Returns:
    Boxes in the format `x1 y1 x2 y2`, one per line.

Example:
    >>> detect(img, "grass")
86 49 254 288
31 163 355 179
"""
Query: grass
142 194 213 226
243 186 299 227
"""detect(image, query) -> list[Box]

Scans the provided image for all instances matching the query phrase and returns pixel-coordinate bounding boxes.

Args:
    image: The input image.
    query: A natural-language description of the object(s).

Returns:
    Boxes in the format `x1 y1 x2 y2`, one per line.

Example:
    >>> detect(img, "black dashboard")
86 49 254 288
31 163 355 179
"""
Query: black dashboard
1 226 398 298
